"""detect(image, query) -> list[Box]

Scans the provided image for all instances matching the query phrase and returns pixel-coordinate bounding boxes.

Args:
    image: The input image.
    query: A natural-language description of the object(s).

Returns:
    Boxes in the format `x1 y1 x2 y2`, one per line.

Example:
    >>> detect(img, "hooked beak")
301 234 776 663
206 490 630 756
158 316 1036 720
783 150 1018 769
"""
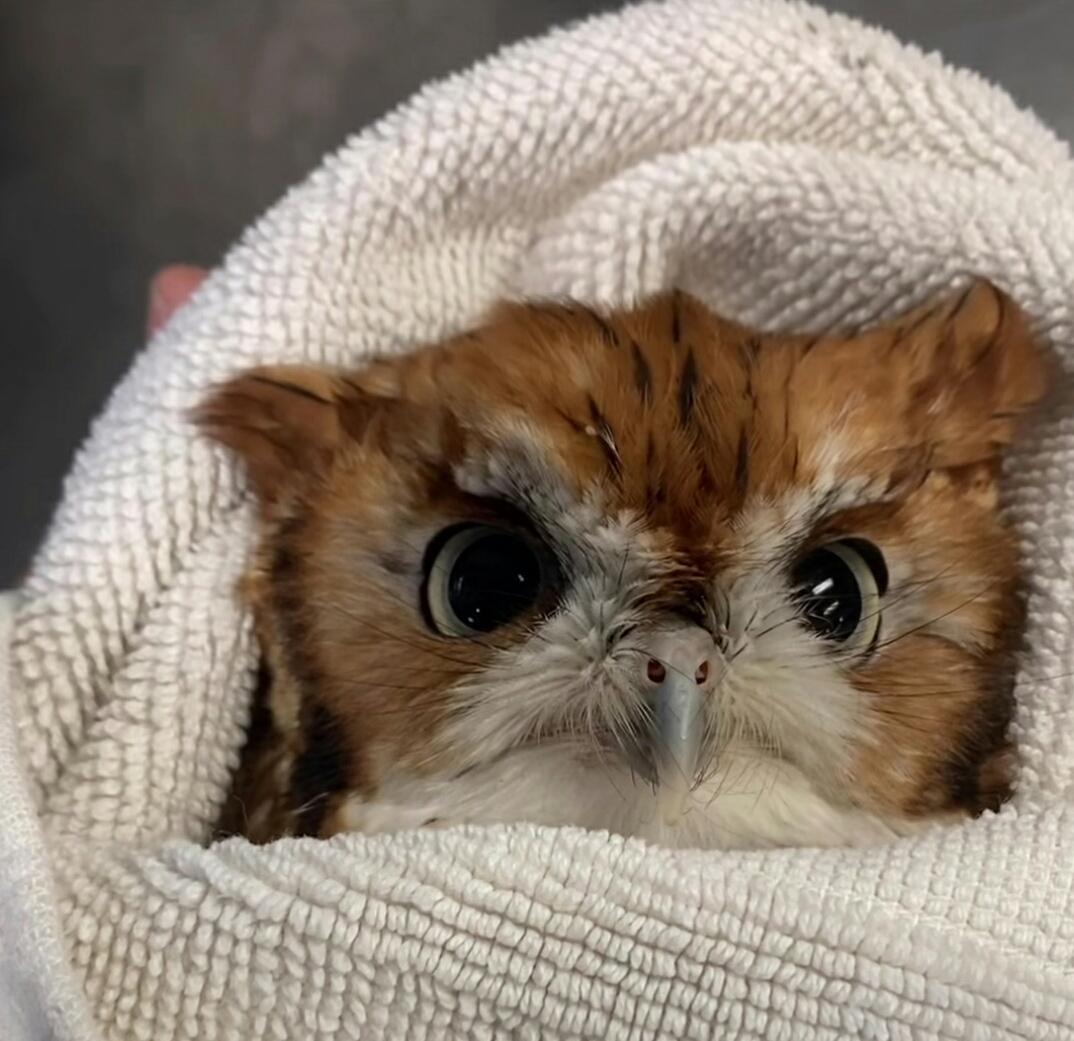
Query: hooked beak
652 667 705 826
637 626 717 827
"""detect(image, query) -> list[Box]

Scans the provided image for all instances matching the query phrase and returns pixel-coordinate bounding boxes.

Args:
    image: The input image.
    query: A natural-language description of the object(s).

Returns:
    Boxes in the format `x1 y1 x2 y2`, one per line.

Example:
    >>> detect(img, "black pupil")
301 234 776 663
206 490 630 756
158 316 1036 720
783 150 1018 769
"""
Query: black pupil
792 549 862 643
448 533 541 632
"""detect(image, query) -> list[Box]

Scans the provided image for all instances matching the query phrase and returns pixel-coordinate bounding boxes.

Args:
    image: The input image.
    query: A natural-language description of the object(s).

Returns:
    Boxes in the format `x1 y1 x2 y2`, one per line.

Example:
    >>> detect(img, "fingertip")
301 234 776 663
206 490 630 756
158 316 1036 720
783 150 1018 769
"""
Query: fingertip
147 264 208 335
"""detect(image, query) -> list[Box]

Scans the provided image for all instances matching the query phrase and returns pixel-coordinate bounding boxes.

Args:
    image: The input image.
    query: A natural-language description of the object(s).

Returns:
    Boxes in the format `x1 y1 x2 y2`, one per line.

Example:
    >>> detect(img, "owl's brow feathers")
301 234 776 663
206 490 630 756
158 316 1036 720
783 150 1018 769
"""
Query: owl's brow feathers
199 281 1046 843
532 294 747 515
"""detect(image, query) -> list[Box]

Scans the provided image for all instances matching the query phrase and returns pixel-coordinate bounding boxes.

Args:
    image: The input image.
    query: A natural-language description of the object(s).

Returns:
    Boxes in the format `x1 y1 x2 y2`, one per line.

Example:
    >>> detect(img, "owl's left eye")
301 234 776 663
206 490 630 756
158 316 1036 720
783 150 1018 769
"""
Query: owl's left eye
422 524 549 636
791 539 888 651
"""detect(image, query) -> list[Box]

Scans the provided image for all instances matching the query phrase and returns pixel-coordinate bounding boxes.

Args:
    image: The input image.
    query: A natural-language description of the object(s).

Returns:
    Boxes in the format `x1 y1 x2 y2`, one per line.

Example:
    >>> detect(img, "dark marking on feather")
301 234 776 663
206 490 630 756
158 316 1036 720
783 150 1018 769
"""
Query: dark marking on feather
270 515 321 693
744 368 757 411
213 660 278 840
587 395 621 478
734 428 750 493
339 376 374 399
249 374 333 405
991 284 1007 330
938 686 1014 817
677 348 698 426
646 433 662 508
582 305 618 348
291 702 350 836
671 290 683 344
377 550 411 576
813 486 841 522
241 661 275 758
556 408 589 441
780 364 795 441
631 340 652 402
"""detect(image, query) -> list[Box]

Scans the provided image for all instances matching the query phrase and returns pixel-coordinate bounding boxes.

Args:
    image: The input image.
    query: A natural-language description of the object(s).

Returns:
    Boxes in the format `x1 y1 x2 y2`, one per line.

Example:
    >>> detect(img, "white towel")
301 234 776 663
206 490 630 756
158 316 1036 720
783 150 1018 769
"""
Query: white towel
3 1 1074 1037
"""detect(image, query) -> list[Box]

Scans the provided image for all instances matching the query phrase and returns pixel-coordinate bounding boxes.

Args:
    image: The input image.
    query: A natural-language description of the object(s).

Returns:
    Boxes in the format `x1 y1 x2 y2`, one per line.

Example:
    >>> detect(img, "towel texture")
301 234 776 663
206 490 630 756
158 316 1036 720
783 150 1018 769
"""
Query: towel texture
3 1 1074 1038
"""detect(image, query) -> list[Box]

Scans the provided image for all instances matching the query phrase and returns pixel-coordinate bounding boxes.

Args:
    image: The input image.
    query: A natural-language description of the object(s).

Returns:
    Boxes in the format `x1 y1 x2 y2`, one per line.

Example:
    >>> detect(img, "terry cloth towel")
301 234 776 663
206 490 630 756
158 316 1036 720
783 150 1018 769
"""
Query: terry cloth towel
3 1 1074 1038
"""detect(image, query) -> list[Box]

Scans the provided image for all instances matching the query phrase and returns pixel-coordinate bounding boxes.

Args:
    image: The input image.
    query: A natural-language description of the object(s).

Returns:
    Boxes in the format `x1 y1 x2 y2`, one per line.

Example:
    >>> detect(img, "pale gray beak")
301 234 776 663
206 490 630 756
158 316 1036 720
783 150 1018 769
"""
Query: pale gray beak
637 626 717 827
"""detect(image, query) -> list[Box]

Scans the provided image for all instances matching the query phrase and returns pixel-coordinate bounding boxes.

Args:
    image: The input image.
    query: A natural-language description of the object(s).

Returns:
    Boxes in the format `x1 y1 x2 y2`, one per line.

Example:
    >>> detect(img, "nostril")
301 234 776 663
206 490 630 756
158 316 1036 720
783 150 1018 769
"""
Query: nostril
695 660 709 684
646 659 666 683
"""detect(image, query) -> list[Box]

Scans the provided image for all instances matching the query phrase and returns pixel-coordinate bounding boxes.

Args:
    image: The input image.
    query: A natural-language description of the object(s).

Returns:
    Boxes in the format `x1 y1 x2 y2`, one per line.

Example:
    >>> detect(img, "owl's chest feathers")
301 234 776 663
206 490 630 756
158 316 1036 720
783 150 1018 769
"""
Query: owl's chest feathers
334 742 923 849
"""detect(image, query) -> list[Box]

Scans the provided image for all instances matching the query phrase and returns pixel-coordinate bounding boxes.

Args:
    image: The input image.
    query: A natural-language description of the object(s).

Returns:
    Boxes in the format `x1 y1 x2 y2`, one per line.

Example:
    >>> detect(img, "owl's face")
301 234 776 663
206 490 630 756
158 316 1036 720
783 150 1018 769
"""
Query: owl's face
201 281 1046 849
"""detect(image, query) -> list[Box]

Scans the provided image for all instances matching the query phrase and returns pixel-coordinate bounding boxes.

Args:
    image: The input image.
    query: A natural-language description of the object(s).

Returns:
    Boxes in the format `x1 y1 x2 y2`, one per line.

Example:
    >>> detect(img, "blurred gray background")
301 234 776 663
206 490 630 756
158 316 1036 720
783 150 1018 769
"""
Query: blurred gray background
1 0 1071 585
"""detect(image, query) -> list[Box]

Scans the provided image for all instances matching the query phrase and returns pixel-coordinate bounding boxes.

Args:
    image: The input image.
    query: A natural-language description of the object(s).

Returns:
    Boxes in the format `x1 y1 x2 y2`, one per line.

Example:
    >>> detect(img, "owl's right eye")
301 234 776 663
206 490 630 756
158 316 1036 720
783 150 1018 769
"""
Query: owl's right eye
422 524 548 636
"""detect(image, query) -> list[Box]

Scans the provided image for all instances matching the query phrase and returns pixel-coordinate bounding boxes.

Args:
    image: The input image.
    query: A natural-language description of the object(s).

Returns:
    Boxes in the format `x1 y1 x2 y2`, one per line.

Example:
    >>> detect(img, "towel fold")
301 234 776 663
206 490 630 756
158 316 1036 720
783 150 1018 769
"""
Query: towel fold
3 1 1073 1037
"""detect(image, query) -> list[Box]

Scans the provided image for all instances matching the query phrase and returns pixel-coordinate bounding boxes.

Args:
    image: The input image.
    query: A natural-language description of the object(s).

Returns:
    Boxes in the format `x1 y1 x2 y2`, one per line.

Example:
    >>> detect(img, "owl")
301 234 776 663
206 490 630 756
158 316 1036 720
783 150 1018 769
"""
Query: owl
198 280 1046 849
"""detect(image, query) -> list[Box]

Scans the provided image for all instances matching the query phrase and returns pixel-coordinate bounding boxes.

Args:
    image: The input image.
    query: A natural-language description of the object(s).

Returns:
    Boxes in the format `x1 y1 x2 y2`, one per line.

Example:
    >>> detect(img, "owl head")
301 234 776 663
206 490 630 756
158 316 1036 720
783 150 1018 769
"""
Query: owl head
200 280 1046 848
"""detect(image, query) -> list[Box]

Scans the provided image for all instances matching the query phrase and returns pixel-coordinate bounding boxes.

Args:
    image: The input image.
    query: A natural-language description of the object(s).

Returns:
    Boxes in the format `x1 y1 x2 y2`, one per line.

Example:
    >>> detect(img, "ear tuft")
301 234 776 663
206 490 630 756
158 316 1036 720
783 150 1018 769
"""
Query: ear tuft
194 366 348 505
885 279 1049 469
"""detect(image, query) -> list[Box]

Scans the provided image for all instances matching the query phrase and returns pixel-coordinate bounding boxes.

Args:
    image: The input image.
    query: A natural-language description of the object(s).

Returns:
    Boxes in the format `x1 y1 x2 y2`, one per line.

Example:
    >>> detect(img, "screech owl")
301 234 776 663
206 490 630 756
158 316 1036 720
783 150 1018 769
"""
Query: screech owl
199 279 1046 849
